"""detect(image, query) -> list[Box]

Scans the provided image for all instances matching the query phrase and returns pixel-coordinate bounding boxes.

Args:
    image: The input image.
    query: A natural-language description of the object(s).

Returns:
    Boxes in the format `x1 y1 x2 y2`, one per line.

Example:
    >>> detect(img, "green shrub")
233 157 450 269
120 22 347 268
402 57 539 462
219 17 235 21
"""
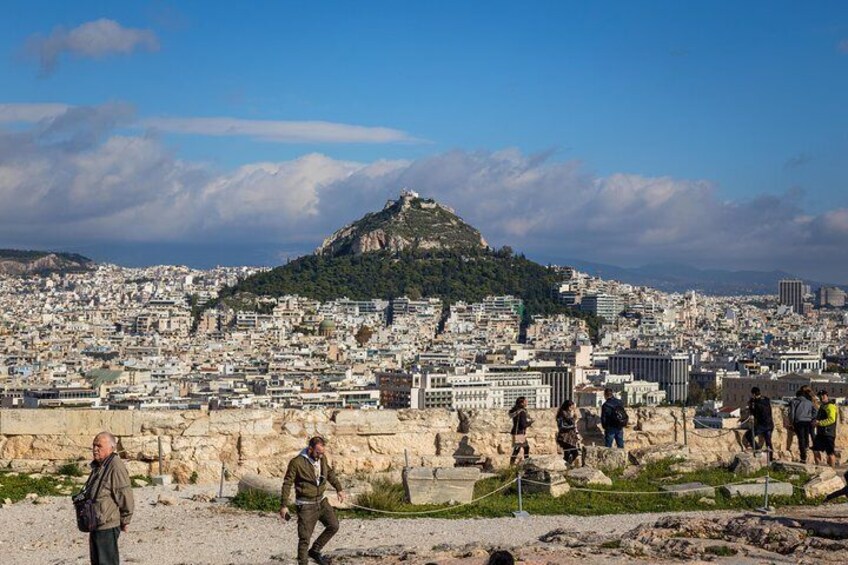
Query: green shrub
231 489 280 512
705 545 738 556
58 462 85 477
0 471 75 502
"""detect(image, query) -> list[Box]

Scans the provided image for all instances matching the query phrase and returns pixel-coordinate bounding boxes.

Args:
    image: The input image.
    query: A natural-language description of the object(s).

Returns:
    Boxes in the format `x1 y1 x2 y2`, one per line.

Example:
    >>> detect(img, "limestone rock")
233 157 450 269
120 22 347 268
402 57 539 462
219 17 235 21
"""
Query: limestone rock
659 482 715 498
524 455 568 473
156 493 179 506
729 452 767 475
402 466 480 505
720 481 794 498
803 472 846 499
582 446 627 472
622 465 641 479
237 473 281 497
566 466 612 486
629 443 689 466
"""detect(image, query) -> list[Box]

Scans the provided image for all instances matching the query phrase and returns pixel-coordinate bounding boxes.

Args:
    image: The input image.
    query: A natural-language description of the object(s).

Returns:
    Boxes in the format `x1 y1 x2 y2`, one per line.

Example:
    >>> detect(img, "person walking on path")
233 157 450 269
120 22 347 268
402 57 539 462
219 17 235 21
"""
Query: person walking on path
556 400 580 465
509 397 533 465
788 386 816 463
812 390 838 467
744 387 775 462
85 431 134 565
600 388 627 448
280 437 346 565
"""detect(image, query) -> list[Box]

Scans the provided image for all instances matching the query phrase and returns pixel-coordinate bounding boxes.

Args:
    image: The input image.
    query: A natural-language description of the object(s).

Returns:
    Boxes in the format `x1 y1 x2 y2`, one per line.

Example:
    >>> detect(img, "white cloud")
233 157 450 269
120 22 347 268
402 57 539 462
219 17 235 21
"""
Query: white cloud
1 103 847 280
0 103 71 123
26 18 159 74
0 103 418 144
142 117 419 144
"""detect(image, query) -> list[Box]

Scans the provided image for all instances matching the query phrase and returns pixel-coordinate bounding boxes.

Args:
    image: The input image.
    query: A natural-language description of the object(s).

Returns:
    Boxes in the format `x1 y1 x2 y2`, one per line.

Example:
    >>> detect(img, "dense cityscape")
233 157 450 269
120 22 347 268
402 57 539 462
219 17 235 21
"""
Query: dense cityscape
2 260 846 420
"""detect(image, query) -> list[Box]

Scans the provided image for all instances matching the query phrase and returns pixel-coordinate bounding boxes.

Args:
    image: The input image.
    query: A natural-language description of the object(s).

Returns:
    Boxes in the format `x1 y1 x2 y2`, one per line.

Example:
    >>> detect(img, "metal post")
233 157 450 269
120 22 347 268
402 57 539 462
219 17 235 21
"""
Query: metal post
218 462 225 500
513 474 529 518
157 436 163 476
757 473 773 513
682 408 688 446
404 448 410 470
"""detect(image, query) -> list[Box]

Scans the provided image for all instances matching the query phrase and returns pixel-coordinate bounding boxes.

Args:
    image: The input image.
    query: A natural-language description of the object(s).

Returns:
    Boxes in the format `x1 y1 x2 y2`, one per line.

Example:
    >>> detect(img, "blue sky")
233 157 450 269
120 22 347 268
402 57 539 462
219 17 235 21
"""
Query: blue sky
1 1 848 280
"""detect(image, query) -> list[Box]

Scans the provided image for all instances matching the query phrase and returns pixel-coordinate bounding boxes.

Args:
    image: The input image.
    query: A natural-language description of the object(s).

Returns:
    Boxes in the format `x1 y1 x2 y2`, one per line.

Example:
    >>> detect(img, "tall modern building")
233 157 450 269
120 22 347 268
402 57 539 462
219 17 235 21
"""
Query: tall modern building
608 349 690 403
817 286 846 309
779 279 804 314
580 293 623 321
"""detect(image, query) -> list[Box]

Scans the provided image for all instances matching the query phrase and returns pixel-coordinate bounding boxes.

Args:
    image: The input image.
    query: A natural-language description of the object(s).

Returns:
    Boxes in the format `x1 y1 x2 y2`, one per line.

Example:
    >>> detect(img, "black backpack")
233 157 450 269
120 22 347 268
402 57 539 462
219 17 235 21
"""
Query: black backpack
610 403 629 428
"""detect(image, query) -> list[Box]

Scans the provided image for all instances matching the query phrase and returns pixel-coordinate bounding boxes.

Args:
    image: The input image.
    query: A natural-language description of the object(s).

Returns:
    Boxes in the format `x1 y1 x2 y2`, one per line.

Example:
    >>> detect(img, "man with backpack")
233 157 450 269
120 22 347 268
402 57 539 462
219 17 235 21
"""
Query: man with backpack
601 388 628 448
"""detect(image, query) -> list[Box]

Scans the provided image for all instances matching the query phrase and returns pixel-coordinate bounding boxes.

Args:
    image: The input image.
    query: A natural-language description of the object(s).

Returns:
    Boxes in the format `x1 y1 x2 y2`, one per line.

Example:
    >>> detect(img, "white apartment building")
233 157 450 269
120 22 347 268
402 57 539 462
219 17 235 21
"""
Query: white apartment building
757 350 826 374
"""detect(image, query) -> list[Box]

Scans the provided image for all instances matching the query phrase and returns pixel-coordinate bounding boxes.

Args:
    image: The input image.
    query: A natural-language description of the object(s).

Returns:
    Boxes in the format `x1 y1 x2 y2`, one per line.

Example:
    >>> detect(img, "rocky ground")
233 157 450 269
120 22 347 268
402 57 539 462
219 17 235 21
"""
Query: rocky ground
1 483 847 564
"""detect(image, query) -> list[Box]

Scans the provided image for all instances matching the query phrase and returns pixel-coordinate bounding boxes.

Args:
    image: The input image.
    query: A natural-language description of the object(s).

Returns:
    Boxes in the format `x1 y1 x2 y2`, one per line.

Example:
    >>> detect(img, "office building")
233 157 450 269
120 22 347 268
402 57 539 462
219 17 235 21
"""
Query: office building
608 349 689 403
779 279 804 315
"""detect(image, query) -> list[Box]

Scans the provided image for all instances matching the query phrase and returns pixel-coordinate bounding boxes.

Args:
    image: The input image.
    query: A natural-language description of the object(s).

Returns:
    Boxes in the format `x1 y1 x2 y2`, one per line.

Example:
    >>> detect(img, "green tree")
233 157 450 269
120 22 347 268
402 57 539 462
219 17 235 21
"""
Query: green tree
355 325 373 346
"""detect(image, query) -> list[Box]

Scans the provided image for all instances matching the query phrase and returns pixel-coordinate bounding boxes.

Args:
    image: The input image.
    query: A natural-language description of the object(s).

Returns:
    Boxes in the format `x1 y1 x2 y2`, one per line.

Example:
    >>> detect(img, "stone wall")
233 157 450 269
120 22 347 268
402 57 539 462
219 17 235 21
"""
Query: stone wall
0 406 844 484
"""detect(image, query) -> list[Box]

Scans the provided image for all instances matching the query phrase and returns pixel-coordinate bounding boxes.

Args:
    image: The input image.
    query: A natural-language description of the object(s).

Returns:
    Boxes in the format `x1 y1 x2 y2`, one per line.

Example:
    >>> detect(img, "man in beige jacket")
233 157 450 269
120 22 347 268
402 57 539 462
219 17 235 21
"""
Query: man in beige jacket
86 431 134 565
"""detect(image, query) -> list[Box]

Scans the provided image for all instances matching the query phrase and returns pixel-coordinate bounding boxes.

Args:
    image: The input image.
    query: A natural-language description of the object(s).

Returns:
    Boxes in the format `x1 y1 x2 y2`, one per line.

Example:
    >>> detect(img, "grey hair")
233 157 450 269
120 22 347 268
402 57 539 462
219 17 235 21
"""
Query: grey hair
95 431 118 449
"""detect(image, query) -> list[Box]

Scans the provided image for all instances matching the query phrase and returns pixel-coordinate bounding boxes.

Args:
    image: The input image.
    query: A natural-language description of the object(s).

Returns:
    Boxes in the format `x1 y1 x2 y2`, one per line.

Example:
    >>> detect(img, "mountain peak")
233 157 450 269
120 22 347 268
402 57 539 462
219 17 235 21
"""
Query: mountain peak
315 190 489 257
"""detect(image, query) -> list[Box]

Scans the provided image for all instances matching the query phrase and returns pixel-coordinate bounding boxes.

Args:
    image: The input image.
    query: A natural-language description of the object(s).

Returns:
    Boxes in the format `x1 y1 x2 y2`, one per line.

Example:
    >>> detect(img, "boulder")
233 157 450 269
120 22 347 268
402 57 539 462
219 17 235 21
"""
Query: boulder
803 473 846 499
522 472 571 498
522 456 571 498
566 466 612 487
629 443 690 466
771 460 829 475
524 455 568 473
720 481 794 498
729 452 767 475
237 473 281 496
402 466 480 505
156 493 179 506
582 446 628 472
659 482 716 498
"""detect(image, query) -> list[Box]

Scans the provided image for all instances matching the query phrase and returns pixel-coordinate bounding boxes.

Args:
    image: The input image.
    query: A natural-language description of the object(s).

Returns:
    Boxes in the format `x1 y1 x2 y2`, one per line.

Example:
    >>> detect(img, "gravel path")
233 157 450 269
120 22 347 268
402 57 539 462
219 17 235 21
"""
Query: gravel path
1 484 845 564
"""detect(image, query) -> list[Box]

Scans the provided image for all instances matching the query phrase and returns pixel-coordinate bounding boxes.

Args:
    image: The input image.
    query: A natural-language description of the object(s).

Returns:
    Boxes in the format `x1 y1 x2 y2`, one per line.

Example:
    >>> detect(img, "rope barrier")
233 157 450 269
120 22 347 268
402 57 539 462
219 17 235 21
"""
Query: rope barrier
519 476 785 495
345 478 518 516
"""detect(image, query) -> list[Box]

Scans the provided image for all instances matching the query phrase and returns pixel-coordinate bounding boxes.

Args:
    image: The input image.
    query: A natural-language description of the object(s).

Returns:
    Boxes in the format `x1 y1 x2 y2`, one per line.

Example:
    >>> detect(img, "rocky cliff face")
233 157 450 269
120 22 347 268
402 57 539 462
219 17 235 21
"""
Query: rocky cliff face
0 250 94 276
316 191 489 257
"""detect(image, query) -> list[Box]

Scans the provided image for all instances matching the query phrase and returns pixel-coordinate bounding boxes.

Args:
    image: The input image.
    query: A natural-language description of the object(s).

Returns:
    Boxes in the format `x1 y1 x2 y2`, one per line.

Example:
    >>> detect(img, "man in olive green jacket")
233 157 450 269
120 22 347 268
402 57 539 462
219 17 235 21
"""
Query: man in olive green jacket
280 437 345 565
87 431 134 565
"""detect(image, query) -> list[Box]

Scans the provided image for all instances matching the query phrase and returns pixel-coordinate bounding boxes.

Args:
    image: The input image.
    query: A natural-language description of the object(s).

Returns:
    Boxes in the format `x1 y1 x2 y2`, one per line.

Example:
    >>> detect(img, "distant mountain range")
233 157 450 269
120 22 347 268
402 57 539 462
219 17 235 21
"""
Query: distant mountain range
561 259 842 295
0 249 94 276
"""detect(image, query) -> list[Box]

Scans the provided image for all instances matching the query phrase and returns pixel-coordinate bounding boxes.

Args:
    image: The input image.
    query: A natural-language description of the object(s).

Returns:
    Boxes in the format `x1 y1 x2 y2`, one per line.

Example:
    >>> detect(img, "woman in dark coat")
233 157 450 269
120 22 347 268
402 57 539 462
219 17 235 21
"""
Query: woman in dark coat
556 400 580 465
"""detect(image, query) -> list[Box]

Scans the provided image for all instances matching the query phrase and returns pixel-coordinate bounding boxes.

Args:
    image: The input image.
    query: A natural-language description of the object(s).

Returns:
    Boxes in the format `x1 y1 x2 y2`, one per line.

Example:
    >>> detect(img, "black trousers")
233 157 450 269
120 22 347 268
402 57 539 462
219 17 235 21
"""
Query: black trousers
794 421 813 462
89 527 120 565
296 499 339 565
